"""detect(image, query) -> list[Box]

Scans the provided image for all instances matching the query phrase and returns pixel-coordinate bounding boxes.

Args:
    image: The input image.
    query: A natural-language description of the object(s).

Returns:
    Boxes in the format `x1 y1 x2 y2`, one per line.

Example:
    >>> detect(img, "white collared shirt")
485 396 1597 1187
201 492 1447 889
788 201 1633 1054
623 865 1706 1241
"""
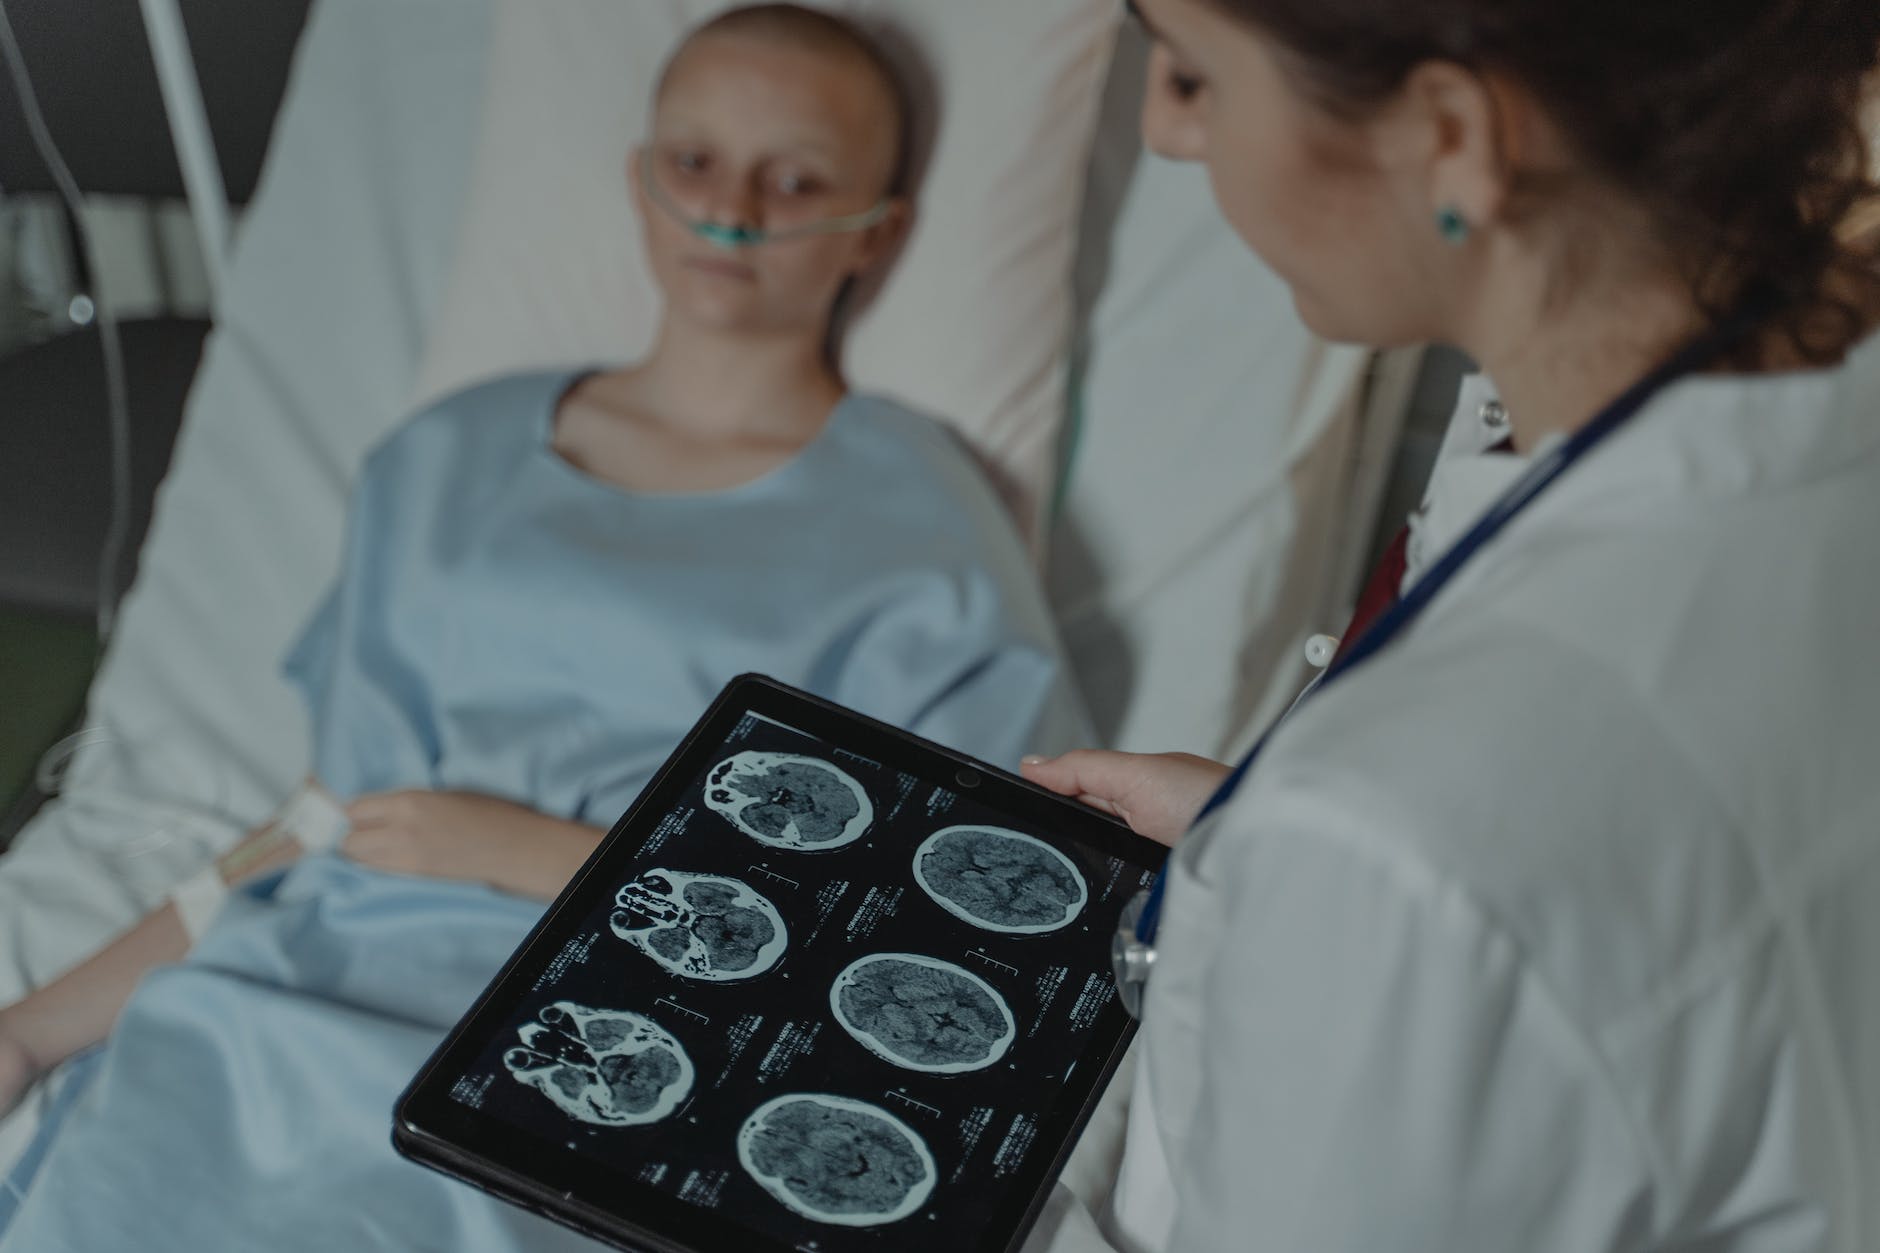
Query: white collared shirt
1037 336 1880 1253
1402 373 1530 589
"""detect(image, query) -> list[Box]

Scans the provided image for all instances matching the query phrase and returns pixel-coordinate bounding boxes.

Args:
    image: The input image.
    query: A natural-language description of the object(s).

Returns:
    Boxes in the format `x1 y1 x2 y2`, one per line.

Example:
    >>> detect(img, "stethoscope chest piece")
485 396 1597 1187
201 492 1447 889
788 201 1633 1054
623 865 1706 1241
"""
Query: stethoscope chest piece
1112 887 1157 1020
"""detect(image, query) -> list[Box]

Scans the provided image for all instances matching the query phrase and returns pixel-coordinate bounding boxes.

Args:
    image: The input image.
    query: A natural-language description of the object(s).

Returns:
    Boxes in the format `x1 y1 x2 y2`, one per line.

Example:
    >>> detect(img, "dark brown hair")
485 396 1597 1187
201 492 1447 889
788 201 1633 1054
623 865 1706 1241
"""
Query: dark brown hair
1207 0 1880 365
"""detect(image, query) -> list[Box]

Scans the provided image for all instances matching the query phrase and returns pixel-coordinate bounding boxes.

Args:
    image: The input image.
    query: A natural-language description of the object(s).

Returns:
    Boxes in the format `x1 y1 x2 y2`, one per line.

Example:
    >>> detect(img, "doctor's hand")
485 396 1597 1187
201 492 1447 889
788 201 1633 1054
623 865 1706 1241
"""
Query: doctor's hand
1021 750 1230 848
343 790 604 902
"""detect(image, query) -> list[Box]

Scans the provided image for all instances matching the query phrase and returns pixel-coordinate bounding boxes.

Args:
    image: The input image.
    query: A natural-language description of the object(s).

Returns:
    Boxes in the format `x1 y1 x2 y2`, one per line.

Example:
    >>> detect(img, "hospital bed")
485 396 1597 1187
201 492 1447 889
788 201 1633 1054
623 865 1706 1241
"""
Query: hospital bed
0 0 1421 1186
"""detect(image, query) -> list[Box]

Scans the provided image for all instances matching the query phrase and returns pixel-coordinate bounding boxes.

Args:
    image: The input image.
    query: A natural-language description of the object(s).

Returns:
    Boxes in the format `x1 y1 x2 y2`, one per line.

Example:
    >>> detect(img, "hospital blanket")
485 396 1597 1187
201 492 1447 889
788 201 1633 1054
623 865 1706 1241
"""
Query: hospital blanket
0 372 1084 1250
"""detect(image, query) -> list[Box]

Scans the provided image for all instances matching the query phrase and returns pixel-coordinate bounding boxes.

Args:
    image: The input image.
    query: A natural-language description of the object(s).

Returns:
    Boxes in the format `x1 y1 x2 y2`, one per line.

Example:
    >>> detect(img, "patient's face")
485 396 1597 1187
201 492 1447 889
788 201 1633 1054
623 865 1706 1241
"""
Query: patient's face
634 32 905 338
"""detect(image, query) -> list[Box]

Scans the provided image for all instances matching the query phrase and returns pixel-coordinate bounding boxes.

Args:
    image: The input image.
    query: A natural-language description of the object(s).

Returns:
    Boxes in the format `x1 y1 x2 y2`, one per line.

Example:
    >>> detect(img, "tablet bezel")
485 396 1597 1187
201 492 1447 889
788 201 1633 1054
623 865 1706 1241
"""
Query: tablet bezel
394 673 1160 1253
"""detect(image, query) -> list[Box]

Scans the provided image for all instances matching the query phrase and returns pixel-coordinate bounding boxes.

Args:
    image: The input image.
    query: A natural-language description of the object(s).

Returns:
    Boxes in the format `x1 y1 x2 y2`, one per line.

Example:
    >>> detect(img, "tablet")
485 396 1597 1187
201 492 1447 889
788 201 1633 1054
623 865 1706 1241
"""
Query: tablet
395 674 1163 1253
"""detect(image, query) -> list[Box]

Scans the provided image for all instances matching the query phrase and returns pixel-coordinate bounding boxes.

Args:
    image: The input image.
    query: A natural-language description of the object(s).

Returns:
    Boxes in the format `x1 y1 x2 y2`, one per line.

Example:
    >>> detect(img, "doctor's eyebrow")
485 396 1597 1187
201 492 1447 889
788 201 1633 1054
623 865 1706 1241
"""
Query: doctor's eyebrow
1123 0 1192 60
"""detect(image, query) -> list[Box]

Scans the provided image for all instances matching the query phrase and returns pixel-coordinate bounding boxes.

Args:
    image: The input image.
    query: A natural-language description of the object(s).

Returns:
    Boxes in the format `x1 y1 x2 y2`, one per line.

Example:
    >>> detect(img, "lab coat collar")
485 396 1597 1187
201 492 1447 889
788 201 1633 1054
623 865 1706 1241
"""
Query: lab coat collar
1402 375 1533 592
1403 330 1880 593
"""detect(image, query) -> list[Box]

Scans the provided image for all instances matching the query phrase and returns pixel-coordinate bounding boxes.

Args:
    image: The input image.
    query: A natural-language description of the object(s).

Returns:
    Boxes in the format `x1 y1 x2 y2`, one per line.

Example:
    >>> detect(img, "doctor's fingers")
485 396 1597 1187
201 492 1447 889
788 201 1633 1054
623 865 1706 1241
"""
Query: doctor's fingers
1021 750 1229 847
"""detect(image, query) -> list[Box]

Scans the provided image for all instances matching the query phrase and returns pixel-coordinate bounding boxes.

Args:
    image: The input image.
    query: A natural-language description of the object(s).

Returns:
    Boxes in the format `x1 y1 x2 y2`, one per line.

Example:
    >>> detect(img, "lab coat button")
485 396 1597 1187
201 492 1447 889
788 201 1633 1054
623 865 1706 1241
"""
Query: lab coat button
1479 398 1509 431
1305 634 1339 668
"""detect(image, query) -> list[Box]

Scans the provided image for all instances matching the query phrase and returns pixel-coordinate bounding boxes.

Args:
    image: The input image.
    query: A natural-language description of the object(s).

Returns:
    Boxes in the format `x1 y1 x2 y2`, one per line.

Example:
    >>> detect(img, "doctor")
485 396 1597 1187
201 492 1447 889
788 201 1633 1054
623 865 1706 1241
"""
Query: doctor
1021 0 1880 1249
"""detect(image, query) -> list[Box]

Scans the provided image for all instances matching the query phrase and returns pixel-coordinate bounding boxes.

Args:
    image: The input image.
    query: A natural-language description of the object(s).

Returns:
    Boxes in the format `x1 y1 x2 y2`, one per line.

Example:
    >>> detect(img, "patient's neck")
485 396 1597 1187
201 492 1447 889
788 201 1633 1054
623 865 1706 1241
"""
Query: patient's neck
633 318 845 443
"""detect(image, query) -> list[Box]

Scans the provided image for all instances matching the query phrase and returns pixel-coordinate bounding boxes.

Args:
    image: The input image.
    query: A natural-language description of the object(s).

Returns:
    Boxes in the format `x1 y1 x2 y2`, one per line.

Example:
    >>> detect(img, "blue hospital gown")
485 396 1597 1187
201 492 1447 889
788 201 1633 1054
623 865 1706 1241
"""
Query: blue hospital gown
0 373 1086 1251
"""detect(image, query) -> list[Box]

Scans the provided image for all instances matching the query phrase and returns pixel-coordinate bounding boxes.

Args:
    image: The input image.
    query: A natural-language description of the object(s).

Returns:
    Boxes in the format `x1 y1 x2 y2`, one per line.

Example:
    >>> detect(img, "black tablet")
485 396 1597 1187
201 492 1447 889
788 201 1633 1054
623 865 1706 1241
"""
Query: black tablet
395 674 1163 1253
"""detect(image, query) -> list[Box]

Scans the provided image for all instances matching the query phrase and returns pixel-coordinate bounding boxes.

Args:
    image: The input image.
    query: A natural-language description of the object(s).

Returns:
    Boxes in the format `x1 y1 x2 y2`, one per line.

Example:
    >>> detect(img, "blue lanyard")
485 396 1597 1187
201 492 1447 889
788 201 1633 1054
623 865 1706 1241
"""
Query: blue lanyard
1132 313 1759 948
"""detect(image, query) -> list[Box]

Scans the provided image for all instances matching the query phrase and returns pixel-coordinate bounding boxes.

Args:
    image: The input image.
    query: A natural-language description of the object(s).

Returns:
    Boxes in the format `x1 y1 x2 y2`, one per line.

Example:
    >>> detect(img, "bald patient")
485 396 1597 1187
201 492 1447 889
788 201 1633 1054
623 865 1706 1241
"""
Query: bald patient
0 7 1086 1251
557 4 916 493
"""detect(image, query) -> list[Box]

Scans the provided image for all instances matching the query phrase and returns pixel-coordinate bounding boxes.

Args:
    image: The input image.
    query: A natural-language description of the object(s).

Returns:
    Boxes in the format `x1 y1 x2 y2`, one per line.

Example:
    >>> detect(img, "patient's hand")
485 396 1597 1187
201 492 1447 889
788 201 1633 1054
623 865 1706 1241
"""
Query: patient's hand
1021 750 1231 848
343 790 604 902
0 1012 40 1122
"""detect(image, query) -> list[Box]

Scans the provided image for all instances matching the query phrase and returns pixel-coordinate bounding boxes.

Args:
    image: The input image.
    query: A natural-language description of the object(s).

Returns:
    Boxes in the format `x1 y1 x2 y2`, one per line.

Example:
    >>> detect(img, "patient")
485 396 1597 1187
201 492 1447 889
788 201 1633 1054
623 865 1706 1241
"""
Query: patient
0 8 1081 1247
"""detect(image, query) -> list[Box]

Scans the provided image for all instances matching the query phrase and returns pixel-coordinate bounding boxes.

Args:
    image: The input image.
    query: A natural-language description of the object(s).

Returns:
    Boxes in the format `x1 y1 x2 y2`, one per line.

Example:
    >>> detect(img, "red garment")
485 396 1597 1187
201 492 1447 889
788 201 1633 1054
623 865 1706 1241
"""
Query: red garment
1332 435 1515 666
1330 525 1410 666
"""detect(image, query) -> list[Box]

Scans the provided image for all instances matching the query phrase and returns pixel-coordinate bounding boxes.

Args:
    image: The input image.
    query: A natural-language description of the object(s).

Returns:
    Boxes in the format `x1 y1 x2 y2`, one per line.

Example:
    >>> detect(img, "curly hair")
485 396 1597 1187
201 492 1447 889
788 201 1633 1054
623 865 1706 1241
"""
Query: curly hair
1207 0 1880 365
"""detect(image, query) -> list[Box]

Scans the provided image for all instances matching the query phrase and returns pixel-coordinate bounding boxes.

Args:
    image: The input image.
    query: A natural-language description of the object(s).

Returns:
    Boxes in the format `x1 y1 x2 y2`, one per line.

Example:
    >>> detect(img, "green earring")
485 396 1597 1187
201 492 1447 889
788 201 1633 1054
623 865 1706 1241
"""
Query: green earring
1436 205 1471 245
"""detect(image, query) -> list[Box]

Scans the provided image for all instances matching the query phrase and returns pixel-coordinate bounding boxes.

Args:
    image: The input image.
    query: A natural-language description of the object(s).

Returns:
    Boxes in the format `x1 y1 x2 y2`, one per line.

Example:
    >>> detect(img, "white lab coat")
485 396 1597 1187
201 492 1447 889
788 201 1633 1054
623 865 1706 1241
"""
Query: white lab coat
1033 334 1880 1252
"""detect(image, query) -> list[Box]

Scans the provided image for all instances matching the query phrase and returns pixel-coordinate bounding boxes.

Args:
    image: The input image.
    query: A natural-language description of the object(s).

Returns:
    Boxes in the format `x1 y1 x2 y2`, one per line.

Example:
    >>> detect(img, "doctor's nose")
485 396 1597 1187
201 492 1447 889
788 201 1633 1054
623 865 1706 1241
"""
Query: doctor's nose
1140 44 1206 162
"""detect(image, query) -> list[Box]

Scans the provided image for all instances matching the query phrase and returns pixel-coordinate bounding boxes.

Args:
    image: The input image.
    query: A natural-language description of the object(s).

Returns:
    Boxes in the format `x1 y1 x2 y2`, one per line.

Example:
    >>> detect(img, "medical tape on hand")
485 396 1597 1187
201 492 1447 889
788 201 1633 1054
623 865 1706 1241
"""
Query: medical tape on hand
170 864 228 944
274 782 350 853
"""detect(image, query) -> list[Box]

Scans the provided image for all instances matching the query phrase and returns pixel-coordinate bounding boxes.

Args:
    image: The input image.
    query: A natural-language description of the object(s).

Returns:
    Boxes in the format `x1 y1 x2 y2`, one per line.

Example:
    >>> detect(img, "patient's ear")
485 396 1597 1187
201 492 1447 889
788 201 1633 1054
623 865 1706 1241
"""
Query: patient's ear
855 197 914 274
832 198 915 330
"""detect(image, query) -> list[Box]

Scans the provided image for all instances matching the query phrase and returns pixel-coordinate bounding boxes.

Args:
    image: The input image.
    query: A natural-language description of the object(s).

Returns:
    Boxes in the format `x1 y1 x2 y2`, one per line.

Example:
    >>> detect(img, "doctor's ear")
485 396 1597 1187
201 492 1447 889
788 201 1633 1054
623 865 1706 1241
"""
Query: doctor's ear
1383 60 1521 242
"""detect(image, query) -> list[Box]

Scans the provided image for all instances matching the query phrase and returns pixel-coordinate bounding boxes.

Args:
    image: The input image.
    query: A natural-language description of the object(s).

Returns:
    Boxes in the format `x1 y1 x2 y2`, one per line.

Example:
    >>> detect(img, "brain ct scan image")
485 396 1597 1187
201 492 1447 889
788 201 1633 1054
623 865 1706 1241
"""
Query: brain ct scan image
502 1002 694 1127
609 869 788 982
704 751 872 850
434 694 1166 1253
829 953 1017 1074
912 825 1088 934
737 1093 937 1226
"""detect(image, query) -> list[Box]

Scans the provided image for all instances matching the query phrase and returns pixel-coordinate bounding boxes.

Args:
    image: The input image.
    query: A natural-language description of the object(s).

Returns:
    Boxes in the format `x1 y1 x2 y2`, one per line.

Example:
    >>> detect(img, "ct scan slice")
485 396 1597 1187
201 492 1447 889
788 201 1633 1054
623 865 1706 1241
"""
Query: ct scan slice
829 953 1017 1074
609 869 789 982
704 751 873 850
912 825 1088 934
736 1093 937 1226
502 1001 694 1127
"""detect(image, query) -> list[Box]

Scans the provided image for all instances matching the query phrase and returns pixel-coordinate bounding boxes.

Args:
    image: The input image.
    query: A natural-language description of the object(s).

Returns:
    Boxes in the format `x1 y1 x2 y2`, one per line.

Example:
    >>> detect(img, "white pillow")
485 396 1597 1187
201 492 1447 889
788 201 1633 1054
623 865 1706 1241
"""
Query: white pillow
411 0 1120 540
1049 28 1375 758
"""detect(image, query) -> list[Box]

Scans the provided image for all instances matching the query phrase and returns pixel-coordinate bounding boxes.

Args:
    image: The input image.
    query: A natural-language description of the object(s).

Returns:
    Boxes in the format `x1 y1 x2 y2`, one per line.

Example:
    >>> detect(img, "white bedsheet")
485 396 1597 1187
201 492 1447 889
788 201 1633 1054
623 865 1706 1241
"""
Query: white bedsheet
0 0 492 1167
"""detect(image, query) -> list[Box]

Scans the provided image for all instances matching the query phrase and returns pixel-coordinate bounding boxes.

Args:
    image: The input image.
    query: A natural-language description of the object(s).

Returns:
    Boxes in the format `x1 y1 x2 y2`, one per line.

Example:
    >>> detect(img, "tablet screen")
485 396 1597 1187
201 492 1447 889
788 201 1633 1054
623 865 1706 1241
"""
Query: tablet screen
400 678 1159 1253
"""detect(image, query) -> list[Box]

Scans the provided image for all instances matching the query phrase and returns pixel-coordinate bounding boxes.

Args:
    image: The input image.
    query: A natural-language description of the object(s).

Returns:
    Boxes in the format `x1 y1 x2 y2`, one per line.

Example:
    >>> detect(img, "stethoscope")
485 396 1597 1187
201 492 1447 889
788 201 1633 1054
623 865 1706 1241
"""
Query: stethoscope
1111 307 1765 1020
